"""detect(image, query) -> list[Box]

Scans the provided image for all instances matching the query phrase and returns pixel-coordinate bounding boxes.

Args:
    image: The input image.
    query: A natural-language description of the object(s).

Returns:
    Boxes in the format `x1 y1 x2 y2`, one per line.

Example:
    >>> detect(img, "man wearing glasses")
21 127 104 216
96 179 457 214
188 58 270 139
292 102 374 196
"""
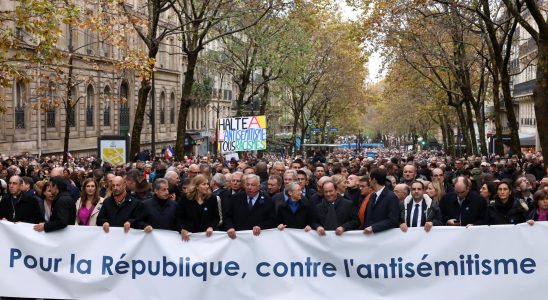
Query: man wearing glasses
432 167 454 193
0 175 44 224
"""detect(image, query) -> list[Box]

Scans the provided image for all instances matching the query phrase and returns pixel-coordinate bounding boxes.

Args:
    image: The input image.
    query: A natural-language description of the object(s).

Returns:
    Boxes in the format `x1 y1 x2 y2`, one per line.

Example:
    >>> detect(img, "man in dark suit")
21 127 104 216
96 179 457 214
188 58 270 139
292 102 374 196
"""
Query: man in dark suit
223 174 275 239
439 176 486 226
363 169 400 234
399 181 443 233
316 181 359 236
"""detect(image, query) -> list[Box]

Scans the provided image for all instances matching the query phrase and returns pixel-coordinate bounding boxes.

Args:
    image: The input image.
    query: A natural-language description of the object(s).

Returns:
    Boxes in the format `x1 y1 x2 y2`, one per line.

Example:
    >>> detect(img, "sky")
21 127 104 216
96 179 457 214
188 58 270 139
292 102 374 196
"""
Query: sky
337 0 384 83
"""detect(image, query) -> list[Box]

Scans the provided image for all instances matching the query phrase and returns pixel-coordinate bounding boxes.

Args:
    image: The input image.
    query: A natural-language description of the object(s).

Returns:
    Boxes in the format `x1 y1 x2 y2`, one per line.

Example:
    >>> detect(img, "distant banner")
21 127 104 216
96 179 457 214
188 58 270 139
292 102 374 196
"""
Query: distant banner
218 115 266 153
0 222 546 300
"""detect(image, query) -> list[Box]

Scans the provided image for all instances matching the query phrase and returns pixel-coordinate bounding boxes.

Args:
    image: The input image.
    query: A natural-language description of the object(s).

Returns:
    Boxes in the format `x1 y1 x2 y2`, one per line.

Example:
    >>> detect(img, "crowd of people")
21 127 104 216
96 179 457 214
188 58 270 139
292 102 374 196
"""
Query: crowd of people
0 149 547 240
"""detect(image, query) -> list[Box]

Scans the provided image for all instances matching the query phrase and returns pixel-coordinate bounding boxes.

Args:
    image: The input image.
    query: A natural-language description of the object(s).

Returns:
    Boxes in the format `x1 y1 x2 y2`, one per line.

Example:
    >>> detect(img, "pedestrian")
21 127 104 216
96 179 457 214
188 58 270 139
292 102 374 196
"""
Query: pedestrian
75 178 103 226
33 176 76 232
276 182 316 232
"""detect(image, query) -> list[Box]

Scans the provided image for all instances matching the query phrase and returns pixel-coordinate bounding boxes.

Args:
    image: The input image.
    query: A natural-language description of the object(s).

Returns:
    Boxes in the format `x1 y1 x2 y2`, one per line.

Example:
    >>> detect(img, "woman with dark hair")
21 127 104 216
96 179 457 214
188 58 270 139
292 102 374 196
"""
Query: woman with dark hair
75 178 103 226
526 190 548 225
176 174 219 241
484 181 528 225
39 181 55 221
479 181 498 204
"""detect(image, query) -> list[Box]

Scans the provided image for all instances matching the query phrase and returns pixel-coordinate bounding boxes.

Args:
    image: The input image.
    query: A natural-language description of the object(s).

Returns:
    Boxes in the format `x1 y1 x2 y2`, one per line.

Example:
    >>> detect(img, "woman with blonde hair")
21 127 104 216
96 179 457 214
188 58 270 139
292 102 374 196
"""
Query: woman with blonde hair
331 174 347 196
75 178 104 226
426 180 445 204
176 174 219 241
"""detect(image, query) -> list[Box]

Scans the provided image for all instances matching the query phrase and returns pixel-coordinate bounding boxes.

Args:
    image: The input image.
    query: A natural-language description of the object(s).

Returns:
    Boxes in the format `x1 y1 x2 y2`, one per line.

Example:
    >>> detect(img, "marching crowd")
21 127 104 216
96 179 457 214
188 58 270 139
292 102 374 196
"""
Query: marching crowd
0 149 547 239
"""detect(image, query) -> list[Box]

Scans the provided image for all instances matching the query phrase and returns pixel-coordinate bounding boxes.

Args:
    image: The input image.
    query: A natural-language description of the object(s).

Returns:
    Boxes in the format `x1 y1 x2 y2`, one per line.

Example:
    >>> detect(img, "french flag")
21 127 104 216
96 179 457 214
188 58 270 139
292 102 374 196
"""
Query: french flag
67 151 73 161
165 145 174 160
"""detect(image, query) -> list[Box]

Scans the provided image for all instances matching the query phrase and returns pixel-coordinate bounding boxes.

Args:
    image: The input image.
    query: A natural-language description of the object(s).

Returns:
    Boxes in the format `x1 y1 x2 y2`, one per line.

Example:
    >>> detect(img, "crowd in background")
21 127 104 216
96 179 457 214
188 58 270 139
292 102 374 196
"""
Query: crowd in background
0 148 547 239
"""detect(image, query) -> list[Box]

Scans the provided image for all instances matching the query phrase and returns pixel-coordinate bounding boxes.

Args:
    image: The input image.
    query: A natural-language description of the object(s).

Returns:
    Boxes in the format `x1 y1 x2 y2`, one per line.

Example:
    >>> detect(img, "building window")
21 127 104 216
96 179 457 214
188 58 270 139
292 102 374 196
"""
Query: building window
170 92 175 124
103 86 111 127
86 84 94 127
84 29 93 54
14 81 25 129
47 106 56 128
159 92 165 125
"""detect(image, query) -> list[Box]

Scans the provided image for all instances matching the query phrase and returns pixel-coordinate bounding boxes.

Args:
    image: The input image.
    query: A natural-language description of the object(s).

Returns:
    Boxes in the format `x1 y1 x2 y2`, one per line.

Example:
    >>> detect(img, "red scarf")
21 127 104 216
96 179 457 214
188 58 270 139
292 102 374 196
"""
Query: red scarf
114 191 127 205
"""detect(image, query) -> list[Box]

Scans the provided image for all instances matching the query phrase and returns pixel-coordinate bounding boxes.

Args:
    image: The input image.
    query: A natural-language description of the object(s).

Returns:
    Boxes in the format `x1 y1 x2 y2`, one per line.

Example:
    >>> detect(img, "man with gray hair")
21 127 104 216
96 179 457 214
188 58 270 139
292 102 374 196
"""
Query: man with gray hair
51 166 80 201
223 174 275 239
164 170 180 186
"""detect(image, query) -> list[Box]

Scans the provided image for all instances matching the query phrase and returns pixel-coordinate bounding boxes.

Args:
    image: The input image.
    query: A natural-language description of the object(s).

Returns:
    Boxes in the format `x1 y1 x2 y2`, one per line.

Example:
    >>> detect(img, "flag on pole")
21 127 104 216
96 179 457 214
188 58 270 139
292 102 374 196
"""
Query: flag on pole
67 151 73 161
165 145 174 160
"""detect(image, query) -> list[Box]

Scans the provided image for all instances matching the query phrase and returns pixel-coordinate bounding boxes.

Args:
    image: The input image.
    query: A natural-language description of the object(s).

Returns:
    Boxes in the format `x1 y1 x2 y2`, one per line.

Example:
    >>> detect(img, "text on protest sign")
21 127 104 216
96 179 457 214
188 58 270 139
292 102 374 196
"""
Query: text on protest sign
218 115 266 153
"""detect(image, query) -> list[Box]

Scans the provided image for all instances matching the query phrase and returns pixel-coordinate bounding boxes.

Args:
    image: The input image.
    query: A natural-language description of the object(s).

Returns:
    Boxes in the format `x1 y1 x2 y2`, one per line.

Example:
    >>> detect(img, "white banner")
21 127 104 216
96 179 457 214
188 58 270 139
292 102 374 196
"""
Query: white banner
0 221 546 300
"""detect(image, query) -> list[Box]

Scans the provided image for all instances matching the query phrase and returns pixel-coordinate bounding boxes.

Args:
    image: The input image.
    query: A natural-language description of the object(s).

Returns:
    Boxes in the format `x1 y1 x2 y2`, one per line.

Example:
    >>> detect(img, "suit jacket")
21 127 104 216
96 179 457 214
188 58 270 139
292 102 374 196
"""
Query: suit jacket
439 191 486 226
344 188 361 208
400 195 443 227
363 187 400 232
223 191 275 231
316 196 359 231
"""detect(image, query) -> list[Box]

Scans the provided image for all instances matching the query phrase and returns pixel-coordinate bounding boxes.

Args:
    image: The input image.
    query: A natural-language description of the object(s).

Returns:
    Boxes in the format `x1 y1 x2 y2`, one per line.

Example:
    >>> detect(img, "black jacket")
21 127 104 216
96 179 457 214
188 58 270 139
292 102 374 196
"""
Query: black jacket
0 192 44 224
44 191 77 232
133 195 177 231
276 198 317 229
223 191 275 231
176 194 220 233
485 198 527 225
96 193 140 227
527 207 548 221
363 187 400 232
439 191 486 226
316 196 359 231
309 193 324 206
344 188 361 208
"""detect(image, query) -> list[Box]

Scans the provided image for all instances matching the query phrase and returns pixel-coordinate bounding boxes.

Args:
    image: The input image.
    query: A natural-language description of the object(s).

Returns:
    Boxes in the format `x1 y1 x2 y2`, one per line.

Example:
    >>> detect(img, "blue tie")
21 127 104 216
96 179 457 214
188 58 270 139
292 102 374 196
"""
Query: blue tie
248 197 253 209
411 204 419 227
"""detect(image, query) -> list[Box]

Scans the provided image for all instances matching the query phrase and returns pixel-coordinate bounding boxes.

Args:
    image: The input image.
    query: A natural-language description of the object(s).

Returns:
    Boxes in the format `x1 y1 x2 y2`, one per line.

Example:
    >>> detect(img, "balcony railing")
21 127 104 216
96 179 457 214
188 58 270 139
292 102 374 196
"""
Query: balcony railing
519 37 537 55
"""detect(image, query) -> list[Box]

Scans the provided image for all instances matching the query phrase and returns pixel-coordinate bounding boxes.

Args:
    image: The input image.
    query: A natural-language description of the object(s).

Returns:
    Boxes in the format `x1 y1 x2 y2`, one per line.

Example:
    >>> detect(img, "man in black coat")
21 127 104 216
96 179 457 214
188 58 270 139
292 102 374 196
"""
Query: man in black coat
96 176 140 233
363 169 400 234
131 178 177 232
399 181 443 233
316 181 359 236
439 176 486 226
344 174 361 208
0 175 43 224
33 176 76 232
276 182 317 230
223 174 275 239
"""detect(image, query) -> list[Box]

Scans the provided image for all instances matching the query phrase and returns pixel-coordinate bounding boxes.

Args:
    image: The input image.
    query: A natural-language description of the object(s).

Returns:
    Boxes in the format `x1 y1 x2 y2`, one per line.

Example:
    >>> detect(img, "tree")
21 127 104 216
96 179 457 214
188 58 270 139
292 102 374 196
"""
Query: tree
171 0 273 159
501 0 548 154
121 0 176 161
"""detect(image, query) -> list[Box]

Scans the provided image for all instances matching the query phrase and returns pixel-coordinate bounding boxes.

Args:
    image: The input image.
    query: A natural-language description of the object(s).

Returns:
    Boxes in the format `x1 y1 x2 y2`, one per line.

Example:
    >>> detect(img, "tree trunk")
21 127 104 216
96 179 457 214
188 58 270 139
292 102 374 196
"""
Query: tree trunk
455 103 472 155
129 78 152 162
534 34 548 154
470 99 488 156
501 71 521 156
464 100 478 155
491 77 505 155
444 114 455 157
175 52 199 159
62 25 75 165
235 70 251 116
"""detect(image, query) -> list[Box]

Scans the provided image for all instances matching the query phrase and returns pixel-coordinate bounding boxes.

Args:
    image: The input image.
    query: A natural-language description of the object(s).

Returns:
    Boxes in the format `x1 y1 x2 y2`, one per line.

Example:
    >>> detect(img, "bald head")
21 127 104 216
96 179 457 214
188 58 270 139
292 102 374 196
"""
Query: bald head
112 176 126 196
50 167 64 177
393 183 409 202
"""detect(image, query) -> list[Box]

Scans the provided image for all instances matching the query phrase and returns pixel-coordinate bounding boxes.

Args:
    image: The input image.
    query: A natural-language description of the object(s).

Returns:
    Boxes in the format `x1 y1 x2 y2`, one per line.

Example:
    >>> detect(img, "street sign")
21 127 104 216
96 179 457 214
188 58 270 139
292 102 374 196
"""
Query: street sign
328 128 339 132
311 128 322 132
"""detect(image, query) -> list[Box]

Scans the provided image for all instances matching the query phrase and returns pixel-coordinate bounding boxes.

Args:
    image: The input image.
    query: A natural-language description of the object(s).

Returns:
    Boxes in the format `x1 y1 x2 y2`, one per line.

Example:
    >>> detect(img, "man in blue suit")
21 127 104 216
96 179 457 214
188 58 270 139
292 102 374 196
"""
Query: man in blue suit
363 169 400 234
